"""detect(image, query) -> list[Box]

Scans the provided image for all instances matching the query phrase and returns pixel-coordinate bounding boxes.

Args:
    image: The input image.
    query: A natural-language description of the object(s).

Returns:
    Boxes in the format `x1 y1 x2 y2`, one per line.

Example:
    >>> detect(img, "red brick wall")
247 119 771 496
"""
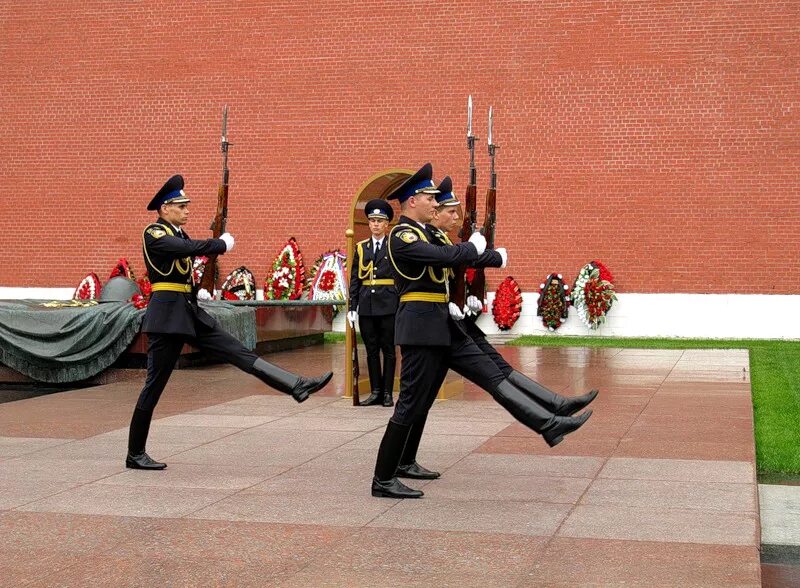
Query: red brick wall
2 1 797 293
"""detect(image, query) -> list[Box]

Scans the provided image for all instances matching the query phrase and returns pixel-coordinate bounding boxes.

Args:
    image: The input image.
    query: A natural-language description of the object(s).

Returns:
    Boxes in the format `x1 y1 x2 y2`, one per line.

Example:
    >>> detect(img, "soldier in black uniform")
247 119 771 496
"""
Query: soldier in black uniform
126 174 333 470
423 176 598 427
348 199 398 407
371 166 593 499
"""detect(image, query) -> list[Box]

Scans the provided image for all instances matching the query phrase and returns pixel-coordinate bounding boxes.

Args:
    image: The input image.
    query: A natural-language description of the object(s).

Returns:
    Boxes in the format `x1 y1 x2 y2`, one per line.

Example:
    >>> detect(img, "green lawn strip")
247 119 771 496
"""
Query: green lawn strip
507 336 800 475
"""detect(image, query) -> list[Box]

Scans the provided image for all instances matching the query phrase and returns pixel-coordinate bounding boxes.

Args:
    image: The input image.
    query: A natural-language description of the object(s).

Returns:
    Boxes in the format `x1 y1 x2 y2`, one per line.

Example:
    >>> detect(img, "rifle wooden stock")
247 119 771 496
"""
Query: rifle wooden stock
198 183 228 294
452 183 478 308
471 187 496 304
350 322 360 406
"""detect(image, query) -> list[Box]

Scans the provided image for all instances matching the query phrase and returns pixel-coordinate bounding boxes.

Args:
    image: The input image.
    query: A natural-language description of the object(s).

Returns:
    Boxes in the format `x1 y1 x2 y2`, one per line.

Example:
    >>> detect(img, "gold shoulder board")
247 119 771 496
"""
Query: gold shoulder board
146 226 167 239
396 230 419 244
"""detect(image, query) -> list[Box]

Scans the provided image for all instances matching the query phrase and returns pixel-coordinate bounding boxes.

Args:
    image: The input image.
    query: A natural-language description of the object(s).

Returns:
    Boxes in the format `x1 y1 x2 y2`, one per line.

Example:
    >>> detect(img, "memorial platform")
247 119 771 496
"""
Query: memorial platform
0 344 761 586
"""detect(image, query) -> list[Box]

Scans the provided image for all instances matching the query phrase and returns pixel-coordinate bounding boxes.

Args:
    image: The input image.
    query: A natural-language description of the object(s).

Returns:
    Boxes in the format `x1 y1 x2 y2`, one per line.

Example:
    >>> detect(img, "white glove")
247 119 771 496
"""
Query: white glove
220 232 235 252
496 247 508 268
448 302 465 321
347 311 358 327
468 231 486 255
197 288 213 301
465 295 483 314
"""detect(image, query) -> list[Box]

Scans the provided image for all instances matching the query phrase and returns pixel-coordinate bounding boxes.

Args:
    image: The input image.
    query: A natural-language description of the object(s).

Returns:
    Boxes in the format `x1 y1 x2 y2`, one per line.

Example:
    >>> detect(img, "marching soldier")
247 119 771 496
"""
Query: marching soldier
390 178 598 475
348 199 398 407
370 163 485 499
127 174 333 470
432 178 598 414
372 166 592 499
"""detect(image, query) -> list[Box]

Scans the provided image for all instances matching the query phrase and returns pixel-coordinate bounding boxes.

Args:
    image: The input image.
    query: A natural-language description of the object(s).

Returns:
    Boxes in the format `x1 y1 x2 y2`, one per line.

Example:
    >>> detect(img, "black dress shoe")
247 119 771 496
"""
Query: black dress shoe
371 476 423 498
126 452 167 470
382 393 394 407
359 391 383 406
396 461 440 480
292 371 333 403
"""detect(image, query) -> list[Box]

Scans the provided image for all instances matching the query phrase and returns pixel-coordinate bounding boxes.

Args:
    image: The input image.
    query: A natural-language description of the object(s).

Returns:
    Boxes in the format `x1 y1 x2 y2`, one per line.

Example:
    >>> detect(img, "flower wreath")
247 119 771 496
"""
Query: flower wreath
73 273 102 300
307 249 347 316
264 237 305 300
221 266 256 301
108 258 136 281
572 261 616 330
537 273 570 331
492 276 523 331
131 275 152 309
192 256 209 286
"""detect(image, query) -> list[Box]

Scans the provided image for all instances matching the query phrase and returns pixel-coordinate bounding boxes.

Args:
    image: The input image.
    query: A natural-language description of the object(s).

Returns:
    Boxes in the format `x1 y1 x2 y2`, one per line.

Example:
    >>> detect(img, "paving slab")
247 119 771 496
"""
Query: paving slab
0 345 762 585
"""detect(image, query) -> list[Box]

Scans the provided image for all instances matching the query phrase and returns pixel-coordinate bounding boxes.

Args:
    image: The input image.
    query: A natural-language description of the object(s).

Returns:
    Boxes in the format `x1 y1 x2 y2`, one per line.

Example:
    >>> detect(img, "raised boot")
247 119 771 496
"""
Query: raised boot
252 358 332 403
126 408 166 470
507 370 598 416
372 421 423 499
493 380 592 447
359 390 384 407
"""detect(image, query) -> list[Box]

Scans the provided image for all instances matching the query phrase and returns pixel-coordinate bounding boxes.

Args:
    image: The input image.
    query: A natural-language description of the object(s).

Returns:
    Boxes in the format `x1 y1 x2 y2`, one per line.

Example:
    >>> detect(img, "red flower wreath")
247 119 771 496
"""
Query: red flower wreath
492 276 523 331
108 258 135 281
537 273 570 331
73 273 102 300
264 237 305 300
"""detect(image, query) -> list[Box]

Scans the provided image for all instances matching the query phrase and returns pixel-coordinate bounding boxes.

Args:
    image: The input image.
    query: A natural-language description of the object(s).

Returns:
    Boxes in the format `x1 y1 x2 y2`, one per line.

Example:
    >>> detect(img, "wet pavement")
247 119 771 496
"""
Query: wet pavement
0 344 763 586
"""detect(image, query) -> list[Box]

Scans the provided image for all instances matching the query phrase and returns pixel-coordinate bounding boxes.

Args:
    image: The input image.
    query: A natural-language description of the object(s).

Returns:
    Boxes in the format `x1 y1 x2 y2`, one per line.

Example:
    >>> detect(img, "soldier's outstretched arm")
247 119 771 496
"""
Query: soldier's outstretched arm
390 227 479 267
144 228 227 259
471 249 503 269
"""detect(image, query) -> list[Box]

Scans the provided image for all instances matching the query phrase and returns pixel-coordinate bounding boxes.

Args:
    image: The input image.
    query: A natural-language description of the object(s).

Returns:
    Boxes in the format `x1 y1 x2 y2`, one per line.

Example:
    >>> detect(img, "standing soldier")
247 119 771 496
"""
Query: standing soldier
127 174 333 470
348 199 398 407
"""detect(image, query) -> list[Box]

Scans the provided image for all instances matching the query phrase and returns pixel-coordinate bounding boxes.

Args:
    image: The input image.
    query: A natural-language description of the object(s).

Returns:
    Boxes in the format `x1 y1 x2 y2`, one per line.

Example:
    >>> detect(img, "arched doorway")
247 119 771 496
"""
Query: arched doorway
343 169 463 403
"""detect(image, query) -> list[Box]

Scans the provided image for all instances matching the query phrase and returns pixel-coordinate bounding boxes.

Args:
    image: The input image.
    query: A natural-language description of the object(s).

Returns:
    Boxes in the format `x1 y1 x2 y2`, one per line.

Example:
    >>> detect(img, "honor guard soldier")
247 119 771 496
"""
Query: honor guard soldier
127 174 332 470
370 163 490 499
388 177 595 476
348 199 398 407
371 167 593 499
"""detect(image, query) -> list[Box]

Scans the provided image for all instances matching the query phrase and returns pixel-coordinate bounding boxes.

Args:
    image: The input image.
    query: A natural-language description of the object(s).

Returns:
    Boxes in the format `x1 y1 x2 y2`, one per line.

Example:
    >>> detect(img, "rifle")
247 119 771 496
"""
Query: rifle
199 105 232 296
470 106 497 308
350 320 360 406
452 95 479 309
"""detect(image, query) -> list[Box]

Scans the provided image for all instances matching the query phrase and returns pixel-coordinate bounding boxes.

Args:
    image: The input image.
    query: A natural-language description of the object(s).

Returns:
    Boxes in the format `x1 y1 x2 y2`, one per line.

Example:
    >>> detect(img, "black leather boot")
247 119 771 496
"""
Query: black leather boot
359 390 384 406
508 370 598 416
382 391 394 407
396 421 440 479
372 421 423 498
252 358 332 403
493 380 592 447
126 408 166 470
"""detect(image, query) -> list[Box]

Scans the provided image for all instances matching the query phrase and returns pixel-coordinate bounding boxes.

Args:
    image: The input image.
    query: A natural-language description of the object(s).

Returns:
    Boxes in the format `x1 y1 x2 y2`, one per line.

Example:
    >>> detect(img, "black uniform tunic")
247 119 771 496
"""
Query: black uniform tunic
134 219 259 412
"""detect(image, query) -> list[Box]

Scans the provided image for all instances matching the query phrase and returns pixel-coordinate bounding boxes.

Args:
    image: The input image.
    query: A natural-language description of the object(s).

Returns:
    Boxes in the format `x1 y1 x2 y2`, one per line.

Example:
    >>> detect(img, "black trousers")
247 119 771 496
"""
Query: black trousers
390 323 506 427
470 331 513 376
135 322 259 412
358 313 396 394
392 323 509 466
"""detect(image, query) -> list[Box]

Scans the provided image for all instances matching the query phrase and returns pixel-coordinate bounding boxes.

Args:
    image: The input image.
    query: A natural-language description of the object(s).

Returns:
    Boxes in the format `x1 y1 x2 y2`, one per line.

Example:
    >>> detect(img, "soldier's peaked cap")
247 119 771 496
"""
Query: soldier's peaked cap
435 176 459 207
147 174 191 211
364 199 394 222
386 163 440 203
